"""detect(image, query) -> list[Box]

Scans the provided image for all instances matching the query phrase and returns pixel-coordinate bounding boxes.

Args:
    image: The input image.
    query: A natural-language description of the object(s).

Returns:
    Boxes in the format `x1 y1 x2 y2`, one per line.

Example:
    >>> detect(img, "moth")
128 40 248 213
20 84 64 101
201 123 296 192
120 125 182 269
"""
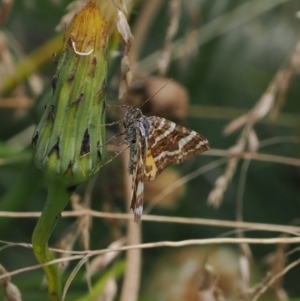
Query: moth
123 107 210 223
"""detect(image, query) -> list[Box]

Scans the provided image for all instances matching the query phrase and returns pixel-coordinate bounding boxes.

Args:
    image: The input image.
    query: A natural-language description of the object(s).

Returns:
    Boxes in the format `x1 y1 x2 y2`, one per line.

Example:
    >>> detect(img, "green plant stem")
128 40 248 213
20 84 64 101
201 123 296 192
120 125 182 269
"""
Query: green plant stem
32 182 72 301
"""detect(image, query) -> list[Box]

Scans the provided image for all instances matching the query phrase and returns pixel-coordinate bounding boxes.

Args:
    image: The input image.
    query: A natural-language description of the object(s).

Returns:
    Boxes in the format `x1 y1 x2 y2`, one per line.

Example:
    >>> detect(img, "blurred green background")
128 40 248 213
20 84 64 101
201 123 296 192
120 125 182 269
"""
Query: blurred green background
1 0 300 300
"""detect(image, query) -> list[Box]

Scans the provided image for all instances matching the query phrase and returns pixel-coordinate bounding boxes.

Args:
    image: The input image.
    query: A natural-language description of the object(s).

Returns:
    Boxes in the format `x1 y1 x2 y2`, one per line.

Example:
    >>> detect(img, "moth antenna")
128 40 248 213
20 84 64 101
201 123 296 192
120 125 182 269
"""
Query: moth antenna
139 78 173 108
98 119 124 126
103 103 132 126
106 103 121 108
106 103 129 109
99 145 129 168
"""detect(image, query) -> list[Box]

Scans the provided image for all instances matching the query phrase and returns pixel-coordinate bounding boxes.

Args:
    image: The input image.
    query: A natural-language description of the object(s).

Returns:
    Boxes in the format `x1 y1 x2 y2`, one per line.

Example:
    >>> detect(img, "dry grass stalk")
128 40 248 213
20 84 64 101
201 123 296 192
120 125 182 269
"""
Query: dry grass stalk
112 0 134 101
225 39 300 136
270 40 300 120
52 223 79 273
71 193 91 252
209 79 297 295
120 149 141 301
5 236 300 288
250 257 300 301
129 0 163 71
207 156 239 208
210 58 286 208
248 130 259 153
1 210 300 236
177 2 200 62
46 192 93 279
262 239 289 300
208 37 300 300
62 254 90 301
210 42 300 288
157 0 182 75
236 159 253 297
85 238 125 278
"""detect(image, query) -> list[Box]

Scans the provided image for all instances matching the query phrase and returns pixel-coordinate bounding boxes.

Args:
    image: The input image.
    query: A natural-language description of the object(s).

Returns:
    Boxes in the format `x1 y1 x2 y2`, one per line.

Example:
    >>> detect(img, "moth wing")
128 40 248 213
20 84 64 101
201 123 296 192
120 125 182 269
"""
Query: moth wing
129 133 145 223
144 116 209 180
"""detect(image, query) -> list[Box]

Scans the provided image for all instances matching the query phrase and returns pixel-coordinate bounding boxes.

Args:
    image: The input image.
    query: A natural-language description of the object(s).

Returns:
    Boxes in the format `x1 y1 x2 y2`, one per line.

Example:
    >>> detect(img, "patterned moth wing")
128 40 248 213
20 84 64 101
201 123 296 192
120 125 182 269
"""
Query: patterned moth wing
124 107 150 223
124 107 210 223
143 116 210 181
129 132 145 222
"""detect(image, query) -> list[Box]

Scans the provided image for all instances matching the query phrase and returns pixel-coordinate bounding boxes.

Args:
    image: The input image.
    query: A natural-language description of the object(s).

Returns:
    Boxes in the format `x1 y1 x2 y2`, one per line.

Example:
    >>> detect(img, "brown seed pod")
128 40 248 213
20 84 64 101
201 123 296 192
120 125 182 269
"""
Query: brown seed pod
125 75 189 123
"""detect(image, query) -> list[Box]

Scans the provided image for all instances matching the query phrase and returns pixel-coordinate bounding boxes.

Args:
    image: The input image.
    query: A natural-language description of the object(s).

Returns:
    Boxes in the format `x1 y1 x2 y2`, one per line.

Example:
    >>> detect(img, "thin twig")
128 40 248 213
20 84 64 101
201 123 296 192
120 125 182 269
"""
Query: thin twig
1 212 300 236
120 127 141 301
202 149 300 167
2 237 300 281
251 258 300 301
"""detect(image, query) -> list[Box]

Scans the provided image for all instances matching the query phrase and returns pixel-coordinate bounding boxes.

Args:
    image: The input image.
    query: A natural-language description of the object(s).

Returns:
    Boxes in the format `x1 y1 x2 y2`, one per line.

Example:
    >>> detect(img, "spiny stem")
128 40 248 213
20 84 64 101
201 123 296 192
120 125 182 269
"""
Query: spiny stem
32 183 72 301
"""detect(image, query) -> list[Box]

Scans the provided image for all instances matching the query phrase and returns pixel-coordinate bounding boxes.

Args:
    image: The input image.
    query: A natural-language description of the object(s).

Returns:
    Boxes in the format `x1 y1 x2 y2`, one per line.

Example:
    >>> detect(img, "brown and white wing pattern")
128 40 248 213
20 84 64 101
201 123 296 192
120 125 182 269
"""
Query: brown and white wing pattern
124 107 209 223
144 116 210 181
129 133 145 223
124 107 150 223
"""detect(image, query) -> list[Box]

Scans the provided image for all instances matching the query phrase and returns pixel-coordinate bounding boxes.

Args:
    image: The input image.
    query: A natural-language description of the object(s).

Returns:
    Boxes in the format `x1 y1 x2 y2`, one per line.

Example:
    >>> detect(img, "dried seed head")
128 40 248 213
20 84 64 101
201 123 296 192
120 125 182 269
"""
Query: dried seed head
116 9 134 47
207 157 239 207
223 114 248 135
4 282 22 301
0 264 10 287
125 76 188 122
248 130 259 153
250 92 275 123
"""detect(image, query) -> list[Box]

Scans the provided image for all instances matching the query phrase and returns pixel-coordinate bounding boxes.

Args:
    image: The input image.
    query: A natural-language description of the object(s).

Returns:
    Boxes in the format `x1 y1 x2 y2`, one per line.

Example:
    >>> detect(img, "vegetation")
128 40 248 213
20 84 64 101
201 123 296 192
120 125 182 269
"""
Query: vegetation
0 0 300 300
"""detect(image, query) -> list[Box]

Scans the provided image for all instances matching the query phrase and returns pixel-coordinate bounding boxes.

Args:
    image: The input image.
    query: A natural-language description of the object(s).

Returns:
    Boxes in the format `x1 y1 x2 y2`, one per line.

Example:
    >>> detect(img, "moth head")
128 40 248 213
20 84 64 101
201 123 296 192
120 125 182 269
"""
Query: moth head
124 107 143 126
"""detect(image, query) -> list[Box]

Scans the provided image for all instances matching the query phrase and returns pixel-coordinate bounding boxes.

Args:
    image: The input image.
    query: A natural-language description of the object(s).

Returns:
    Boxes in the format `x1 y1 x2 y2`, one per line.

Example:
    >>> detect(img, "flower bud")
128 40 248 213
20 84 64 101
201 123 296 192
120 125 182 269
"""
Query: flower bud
32 1 108 187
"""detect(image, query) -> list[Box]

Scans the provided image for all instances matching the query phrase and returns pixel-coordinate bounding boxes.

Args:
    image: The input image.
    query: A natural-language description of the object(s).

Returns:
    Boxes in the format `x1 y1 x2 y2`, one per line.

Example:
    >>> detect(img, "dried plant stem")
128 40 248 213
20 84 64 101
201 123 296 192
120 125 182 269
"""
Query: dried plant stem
2 211 300 237
202 149 300 167
251 258 300 301
3 237 300 281
138 0 289 73
32 183 71 301
130 0 162 71
236 159 252 294
120 150 141 301
236 159 251 241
